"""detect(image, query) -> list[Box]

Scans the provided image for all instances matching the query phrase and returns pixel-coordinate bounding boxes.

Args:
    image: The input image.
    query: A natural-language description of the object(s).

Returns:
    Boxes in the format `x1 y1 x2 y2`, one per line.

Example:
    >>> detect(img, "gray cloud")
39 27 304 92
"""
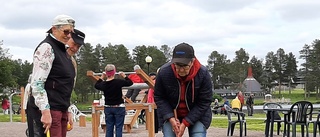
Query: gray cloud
0 0 319 67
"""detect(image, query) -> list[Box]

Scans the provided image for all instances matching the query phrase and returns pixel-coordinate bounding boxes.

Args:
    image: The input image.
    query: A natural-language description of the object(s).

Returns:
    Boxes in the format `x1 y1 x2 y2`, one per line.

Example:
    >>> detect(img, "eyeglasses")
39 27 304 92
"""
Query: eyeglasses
59 28 72 35
174 63 191 70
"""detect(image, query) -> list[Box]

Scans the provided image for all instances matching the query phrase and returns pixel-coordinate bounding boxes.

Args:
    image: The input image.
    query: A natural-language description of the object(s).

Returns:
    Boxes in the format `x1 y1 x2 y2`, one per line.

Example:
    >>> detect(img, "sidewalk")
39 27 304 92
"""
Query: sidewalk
0 121 278 137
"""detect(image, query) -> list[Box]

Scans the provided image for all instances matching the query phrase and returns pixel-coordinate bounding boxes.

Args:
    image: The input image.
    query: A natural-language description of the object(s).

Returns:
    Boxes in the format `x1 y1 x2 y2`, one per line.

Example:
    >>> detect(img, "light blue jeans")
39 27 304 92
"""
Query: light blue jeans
162 120 207 137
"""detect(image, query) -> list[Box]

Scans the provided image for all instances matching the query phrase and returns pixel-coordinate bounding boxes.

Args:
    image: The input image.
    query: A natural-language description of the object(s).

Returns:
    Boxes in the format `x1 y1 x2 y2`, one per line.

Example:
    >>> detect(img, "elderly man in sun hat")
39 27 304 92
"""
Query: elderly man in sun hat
27 14 78 137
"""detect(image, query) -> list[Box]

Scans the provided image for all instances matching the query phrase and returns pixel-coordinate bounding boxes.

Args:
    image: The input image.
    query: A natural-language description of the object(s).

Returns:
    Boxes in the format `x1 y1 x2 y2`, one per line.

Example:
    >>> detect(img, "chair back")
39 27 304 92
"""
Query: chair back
224 105 233 121
263 102 283 113
288 101 313 124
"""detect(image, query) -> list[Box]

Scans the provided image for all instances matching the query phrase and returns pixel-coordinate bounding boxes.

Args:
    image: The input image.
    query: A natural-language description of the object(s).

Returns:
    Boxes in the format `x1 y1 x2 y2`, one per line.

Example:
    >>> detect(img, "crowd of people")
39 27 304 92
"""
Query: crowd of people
211 92 255 116
21 14 257 137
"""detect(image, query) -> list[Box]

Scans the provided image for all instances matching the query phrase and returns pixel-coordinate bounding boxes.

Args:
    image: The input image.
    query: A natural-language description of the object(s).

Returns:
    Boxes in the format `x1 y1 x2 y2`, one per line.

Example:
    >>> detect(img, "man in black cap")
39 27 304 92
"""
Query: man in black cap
154 42 213 137
66 29 85 131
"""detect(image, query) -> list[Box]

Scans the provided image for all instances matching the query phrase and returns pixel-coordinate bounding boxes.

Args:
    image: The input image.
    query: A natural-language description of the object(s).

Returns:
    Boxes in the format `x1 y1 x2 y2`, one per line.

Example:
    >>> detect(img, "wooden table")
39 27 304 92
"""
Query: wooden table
92 103 156 137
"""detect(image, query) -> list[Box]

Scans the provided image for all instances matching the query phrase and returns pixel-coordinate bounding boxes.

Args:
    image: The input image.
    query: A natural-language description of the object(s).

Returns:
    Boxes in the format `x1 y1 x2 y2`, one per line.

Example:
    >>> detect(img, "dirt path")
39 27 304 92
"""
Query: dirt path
0 121 289 137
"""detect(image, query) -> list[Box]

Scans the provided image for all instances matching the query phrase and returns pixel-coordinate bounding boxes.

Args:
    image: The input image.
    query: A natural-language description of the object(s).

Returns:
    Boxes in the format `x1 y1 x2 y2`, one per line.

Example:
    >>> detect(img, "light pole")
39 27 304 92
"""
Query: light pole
145 55 152 74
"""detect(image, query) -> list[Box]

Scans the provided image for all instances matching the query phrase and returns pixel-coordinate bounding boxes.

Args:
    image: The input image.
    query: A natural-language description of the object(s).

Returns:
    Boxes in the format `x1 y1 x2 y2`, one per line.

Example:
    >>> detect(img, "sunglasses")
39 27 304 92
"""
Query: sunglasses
59 28 73 35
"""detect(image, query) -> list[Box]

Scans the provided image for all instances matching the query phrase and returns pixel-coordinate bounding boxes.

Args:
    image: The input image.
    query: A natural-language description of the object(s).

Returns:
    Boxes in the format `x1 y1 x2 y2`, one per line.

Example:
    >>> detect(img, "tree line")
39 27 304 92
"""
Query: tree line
1 39 320 102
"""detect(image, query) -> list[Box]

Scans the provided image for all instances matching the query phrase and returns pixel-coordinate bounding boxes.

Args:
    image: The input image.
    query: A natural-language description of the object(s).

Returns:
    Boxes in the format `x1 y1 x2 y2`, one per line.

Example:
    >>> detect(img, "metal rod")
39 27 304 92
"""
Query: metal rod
93 72 136 76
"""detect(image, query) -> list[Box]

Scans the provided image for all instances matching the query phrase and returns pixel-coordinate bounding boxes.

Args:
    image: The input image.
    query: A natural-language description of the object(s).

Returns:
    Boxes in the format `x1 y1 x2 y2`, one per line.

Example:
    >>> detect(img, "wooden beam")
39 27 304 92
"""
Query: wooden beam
135 69 154 89
86 69 154 89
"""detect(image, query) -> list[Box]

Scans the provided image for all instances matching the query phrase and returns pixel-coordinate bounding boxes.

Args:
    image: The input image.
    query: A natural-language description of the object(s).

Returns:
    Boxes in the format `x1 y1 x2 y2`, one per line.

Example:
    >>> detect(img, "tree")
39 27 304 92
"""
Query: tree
102 43 134 72
230 48 250 90
207 51 231 89
249 56 264 84
0 45 16 92
132 45 167 73
159 44 172 62
273 48 286 95
76 43 97 102
283 52 297 94
263 51 277 93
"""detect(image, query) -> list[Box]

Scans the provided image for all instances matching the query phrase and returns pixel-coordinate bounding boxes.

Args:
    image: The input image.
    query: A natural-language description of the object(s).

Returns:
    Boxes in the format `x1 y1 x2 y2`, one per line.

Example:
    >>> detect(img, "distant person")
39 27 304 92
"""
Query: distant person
1 98 9 115
125 65 144 102
154 42 213 137
212 99 220 114
231 96 241 111
145 71 159 133
94 64 133 137
220 97 230 115
237 91 245 111
246 94 254 116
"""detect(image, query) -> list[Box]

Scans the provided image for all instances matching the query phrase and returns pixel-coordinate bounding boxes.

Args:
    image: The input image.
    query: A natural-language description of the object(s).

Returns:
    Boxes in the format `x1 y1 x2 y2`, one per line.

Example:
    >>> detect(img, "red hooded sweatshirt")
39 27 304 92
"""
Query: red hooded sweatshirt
171 58 201 127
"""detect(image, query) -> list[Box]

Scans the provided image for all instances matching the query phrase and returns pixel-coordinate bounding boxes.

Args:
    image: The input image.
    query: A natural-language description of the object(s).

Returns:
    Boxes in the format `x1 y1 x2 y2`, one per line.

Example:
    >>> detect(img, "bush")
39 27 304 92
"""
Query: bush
212 93 222 102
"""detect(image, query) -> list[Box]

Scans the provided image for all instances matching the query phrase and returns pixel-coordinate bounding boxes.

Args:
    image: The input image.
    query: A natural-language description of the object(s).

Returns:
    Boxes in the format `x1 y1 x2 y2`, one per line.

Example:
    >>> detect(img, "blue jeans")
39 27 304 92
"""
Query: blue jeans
162 120 207 137
104 107 126 137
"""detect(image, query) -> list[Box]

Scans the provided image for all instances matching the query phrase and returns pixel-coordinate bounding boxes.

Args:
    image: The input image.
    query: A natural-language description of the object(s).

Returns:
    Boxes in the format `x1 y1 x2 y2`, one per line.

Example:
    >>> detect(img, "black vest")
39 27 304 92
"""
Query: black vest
37 35 75 111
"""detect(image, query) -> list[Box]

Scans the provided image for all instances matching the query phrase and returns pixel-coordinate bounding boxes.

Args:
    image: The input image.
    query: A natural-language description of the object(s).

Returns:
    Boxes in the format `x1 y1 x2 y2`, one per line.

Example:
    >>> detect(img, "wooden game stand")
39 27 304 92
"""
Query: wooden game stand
87 69 156 137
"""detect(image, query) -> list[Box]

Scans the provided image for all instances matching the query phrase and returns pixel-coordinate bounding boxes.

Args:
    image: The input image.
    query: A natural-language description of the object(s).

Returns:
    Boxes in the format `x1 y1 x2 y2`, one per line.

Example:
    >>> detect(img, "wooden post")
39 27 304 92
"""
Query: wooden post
20 86 26 123
79 115 86 127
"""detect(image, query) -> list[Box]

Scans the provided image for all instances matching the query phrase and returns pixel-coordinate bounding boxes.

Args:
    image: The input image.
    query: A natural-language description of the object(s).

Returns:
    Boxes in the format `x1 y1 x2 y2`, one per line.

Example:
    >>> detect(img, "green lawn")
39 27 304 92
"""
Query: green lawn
211 112 317 133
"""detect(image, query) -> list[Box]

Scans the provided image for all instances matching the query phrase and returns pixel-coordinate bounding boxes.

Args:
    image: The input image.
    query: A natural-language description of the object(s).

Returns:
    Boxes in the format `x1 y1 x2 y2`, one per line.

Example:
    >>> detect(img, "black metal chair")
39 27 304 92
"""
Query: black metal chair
284 101 314 137
225 105 247 136
262 102 285 135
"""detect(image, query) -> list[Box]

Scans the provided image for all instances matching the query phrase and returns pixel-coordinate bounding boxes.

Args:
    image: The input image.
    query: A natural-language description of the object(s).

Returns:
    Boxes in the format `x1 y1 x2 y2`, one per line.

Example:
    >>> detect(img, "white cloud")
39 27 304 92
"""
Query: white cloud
1 0 320 68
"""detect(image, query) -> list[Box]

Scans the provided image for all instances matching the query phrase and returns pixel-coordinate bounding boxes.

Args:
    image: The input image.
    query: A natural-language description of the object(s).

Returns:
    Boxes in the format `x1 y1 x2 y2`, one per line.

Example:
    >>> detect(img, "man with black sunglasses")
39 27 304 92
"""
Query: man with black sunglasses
154 43 213 137
27 14 77 137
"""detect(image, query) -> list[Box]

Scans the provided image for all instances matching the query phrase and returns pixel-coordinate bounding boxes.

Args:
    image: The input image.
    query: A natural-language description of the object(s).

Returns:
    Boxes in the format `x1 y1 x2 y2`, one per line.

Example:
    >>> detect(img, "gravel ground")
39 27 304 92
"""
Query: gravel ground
0 121 292 137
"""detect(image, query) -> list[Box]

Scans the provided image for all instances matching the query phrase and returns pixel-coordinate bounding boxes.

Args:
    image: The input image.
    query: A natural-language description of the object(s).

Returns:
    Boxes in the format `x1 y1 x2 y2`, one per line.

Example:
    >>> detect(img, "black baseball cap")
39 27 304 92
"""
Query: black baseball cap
171 42 195 65
149 72 157 76
71 29 85 46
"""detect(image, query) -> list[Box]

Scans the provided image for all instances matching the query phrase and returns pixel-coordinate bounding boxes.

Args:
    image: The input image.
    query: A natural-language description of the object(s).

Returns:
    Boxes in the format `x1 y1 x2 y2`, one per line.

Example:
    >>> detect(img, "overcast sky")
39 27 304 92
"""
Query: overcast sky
1 0 320 67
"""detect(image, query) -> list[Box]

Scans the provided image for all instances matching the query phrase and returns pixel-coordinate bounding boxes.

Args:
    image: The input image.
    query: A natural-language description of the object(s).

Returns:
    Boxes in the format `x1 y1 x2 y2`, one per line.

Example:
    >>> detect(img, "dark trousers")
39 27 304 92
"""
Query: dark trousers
27 96 68 137
27 96 46 137
247 104 253 116
125 89 140 102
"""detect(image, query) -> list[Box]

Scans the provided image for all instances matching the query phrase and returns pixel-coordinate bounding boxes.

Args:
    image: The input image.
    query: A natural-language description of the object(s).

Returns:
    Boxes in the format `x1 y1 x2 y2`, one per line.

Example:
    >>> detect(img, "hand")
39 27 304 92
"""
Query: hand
177 123 186 137
101 72 106 80
169 117 180 136
41 109 52 134
119 71 126 78
67 112 73 131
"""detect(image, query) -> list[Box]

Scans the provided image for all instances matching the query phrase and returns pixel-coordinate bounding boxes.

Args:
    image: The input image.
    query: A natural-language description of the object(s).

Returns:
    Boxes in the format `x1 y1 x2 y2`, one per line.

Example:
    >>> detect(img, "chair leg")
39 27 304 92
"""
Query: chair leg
231 123 236 136
292 124 296 137
288 124 291 137
301 125 304 137
314 122 317 137
244 122 247 136
227 123 231 136
283 122 287 137
306 124 309 137
240 122 243 137
277 122 281 135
